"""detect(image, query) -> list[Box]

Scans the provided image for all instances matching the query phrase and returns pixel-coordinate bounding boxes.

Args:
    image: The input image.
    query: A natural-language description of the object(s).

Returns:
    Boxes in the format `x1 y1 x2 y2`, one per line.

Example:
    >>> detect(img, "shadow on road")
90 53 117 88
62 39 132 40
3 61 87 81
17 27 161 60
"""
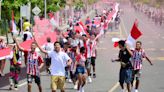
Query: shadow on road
0 67 27 88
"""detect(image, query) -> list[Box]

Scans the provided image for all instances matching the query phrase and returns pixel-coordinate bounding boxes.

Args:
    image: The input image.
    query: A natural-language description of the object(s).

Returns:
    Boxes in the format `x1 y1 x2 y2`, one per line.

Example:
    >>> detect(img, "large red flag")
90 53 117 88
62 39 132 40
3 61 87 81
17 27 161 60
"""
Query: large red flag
11 10 17 34
126 22 142 48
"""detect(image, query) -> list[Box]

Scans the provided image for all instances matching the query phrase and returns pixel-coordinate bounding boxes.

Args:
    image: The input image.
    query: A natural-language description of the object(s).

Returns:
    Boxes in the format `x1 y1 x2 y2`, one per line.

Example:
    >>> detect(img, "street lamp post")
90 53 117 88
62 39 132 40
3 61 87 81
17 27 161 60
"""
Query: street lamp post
44 0 47 18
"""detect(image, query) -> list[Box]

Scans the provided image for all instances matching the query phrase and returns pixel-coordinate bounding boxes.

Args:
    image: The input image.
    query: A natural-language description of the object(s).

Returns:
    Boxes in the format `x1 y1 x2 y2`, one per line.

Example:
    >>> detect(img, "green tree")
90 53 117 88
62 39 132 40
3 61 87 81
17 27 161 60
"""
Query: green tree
1 0 67 21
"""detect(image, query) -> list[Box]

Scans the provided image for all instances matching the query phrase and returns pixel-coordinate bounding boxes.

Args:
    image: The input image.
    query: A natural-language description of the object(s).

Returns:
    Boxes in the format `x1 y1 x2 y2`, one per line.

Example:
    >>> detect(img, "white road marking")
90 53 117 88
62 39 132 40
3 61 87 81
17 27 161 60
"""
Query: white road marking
145 48 156 51
157 57 164 61
160 48 164 51
18 82 27 87
108 82 119 92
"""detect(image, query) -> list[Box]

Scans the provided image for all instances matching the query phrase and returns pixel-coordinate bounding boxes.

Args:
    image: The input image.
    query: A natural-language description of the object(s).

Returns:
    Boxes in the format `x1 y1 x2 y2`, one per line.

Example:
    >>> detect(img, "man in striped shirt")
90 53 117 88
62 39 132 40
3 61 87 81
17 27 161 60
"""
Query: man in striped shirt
13 37 44 92
131 41 153 92
81 34 92 83
90 34 97 78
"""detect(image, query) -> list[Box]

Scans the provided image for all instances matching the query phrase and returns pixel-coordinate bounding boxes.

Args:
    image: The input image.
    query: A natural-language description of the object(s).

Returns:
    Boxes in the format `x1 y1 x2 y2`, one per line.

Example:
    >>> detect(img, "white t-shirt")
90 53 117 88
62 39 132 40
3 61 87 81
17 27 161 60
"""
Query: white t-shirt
43 42 54 51
23 31 33 41
48 51 70 76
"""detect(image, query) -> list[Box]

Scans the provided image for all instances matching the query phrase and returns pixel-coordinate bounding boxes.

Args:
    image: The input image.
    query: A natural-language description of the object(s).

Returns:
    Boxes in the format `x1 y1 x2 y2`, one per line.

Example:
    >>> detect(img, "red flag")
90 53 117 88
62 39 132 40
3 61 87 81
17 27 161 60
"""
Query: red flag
11 10 17 34
130 23 142 40
126 22 142 48
113 42 119 47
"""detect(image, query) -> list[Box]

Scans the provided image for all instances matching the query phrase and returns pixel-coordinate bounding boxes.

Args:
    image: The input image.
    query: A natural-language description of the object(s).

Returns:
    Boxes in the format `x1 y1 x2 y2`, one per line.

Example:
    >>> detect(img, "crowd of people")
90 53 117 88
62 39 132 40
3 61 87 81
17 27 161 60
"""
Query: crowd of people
132 3 164 26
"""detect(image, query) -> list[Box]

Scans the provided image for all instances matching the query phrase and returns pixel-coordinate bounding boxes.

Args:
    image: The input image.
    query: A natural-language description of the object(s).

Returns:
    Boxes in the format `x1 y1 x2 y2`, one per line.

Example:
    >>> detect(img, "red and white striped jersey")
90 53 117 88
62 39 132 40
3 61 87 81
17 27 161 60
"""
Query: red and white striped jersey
83 39 91 58
24 51 43 76
91 40 97 57
76 54 86 66
132 49 146 70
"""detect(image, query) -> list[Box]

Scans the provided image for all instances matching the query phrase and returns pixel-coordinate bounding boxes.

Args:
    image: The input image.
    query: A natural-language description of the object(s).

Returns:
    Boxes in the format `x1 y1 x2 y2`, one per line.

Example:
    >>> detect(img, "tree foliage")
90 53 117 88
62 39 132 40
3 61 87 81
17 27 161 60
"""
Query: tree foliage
1 0 66 21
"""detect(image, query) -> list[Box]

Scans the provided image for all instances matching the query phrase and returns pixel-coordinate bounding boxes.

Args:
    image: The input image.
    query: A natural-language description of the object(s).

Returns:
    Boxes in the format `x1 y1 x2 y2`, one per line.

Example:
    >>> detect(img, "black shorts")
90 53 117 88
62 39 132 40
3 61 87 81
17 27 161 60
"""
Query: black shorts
27 74 41 85
132 70 141 80
85 58 91 69
44 58 51 66
91 57 96 66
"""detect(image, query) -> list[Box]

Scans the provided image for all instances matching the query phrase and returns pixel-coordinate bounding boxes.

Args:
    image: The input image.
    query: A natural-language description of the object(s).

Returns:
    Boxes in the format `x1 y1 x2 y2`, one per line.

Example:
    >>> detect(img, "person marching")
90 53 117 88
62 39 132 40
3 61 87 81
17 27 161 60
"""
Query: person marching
35 40 72 92
90 34 97 78
131 41 153 92
81 34 92 83
9 45 22 90
74 47 87 92
42 37 54 74
13 36 44 92
112 40 133 92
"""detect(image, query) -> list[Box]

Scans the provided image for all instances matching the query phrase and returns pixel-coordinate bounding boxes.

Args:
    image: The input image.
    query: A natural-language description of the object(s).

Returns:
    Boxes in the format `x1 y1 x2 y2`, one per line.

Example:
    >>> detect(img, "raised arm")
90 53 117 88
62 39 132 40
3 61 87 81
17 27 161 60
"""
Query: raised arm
12 36 24 51
125 44 133 56
34 37 48 55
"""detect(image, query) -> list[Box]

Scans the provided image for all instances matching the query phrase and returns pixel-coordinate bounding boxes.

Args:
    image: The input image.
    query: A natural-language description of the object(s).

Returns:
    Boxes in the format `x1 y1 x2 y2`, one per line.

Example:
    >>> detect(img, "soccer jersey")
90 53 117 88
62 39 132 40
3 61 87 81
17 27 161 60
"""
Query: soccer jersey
91 40 97 57
24 51 43 76
132 49 146 70
76 54 86 66
83 40 91 58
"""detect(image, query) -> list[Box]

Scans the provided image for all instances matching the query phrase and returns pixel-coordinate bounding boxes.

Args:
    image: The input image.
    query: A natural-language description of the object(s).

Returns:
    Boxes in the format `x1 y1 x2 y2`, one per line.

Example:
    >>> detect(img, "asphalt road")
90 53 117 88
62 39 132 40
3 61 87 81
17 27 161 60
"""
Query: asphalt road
0 1 164 92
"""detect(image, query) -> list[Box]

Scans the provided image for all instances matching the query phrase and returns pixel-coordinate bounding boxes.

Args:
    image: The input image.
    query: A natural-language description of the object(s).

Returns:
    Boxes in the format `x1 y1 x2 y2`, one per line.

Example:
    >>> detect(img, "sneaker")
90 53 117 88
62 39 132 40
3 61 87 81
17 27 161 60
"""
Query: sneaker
93 73 96 78
74 84 78 90
131 88 135 92
120 89 124 92
9 85 13 90
81 87 84 92
88 76 92 83
135 89 138 92
14 87 18 91
68 79 73 83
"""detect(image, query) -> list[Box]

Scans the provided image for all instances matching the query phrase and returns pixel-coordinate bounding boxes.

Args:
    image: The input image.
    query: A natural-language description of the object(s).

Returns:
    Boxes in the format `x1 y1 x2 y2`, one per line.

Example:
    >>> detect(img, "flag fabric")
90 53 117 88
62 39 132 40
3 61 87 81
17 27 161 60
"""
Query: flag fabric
126 23 142 48
112 38 120 48
11 10 18 35
78 21 90 37
48 12 57 27
0 48 12 60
